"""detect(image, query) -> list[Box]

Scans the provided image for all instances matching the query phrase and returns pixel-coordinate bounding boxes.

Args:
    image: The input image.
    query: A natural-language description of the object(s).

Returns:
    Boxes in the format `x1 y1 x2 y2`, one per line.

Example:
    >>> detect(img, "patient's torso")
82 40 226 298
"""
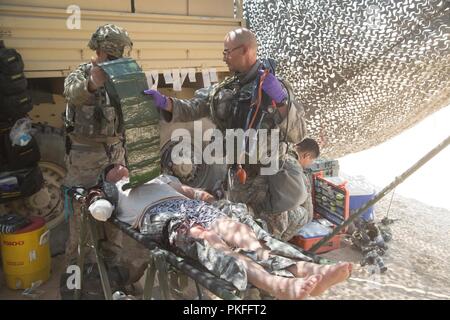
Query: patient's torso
116 174 186 227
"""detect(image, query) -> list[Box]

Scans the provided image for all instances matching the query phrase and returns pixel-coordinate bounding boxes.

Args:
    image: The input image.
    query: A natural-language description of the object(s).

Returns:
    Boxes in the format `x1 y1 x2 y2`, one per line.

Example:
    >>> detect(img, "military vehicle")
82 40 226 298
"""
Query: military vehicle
0 0 244 241
1 0 449 253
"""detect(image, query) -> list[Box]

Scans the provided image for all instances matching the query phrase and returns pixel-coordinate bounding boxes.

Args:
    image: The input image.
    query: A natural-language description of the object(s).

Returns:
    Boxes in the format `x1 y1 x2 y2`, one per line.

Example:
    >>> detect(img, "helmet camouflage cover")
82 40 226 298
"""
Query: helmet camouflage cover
88 24 133 58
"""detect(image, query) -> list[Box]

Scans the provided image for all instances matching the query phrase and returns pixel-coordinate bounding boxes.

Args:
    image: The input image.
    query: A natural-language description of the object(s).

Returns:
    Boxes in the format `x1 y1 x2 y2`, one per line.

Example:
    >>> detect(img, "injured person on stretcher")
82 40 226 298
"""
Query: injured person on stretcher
90 164 352 300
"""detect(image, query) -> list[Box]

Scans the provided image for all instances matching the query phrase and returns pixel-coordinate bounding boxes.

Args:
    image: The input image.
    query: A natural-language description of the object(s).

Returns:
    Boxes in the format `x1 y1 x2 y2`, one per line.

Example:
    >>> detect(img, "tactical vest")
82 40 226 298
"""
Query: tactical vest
65 66 122 145
209 76 285 133
209 74 293 168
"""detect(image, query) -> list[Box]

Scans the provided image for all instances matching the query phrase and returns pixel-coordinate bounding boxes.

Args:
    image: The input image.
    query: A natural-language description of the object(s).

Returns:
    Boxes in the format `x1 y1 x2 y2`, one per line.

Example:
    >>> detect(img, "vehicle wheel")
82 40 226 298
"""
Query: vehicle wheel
160 138 227 191
1 124 67 255
159 118 228 191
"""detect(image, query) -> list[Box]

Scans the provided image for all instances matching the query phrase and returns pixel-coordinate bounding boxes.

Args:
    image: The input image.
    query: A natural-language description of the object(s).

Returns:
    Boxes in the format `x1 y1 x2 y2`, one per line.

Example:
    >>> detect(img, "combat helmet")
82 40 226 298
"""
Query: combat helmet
88 24 133 58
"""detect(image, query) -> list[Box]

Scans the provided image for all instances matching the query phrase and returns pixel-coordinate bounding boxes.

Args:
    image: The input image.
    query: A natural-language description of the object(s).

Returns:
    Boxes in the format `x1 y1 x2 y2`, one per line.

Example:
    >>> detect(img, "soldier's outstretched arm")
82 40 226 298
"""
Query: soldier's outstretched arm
63 63 92 108
144 87 211 123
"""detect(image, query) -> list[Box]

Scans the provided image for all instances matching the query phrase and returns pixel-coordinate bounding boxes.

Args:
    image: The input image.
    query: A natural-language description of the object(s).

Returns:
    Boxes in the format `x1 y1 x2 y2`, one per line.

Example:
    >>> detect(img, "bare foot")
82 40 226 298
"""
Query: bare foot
309 262 351 296
273 275 322 300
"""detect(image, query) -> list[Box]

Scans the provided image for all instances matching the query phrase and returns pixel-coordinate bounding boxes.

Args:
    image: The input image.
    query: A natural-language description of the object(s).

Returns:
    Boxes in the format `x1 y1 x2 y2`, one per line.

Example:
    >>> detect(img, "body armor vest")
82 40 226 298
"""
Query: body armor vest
210 76 284 133
65 65 122 144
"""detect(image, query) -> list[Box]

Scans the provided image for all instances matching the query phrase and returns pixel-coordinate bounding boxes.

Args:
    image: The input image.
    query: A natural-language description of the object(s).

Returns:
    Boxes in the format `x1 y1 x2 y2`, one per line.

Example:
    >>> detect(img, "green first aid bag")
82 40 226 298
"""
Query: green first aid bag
98 58 160 188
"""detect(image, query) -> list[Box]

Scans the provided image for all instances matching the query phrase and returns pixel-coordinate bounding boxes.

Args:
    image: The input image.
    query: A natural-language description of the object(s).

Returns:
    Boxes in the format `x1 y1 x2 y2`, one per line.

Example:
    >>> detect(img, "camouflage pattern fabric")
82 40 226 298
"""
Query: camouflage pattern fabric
167 61 307 145
229 154 313 241
63 63 94 108
63 62 123 145
244 0 450 157
63 48 150 280
140 198 313 290
141 204 249 291
98 58 160 188
63 27 152 283
63 142 125 187
173 235 249 291
213 200 312 261
63 142 126 266
63 56 126 267
258 206 312 242
65 201 149 285
63 58 126 188
163 60 308 237
213 200 314 271
88 24 133 58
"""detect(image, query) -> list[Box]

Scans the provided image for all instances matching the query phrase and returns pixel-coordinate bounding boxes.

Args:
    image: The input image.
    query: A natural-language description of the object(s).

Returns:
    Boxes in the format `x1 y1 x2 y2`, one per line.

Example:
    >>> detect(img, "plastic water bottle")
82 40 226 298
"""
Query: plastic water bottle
10 118 32 146
18 133 32 146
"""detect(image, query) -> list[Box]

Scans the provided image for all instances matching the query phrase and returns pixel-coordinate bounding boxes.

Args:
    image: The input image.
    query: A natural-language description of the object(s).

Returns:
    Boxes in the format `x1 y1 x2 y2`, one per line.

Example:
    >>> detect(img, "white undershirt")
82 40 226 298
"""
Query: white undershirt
115 174 187 227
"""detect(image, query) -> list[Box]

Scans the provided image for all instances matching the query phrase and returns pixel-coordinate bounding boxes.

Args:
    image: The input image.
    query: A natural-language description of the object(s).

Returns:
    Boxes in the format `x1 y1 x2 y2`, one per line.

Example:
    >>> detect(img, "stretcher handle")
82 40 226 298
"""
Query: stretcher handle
66 187 87 203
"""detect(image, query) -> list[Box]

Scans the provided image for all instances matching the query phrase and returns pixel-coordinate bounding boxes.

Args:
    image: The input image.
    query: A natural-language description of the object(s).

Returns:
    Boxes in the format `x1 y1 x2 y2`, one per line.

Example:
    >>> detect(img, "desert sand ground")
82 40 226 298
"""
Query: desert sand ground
1 177 449 300
311 191 450 300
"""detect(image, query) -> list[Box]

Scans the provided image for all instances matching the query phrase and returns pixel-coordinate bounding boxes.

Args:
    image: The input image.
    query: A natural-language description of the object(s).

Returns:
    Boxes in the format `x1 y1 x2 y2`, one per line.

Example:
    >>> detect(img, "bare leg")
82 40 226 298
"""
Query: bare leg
288 261 352 296
210 218 271 260
188 226 321 300
210 218 351 296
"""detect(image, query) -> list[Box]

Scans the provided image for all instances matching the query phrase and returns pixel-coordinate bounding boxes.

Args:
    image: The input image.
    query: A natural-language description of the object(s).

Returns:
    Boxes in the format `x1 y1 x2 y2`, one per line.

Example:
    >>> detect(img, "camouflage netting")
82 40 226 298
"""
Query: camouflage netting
244 0 450 157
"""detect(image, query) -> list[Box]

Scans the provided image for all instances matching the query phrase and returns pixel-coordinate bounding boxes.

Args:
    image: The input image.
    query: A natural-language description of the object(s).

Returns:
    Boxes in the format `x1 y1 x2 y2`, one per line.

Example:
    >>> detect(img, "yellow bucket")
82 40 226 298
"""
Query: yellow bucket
1 216 51 289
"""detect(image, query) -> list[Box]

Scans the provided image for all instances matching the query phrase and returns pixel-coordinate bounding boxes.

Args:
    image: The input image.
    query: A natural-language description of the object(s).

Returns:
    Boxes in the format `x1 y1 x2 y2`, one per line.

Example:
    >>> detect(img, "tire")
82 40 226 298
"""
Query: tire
0 91 33 119
34 124 68 256
0 48 24 75
159 118 228 191
33 124 66 172
1 124 68 256
0 73 28 95
160 138 227 191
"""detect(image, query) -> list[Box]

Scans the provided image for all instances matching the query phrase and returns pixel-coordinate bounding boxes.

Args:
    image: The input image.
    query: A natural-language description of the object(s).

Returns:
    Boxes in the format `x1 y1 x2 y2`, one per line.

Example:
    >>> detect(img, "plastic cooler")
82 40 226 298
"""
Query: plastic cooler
326 177 376 222
348 182 375 222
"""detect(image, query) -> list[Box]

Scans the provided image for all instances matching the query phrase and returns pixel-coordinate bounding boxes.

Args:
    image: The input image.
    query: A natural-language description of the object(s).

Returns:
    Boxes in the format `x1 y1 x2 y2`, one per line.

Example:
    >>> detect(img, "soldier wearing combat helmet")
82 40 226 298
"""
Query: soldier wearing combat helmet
88 23 133 61
63 24 146 285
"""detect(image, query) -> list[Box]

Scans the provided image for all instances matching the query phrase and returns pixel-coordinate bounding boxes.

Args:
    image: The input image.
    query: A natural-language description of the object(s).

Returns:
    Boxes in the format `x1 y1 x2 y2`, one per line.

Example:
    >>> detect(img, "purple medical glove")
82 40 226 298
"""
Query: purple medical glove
258 70 287 104
143 89 168 110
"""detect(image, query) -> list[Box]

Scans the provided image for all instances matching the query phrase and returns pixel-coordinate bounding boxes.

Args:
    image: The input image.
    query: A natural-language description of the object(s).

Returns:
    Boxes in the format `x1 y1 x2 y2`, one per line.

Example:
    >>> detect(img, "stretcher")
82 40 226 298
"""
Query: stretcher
66 186 330 300
62 58 247 299
67 186 243 300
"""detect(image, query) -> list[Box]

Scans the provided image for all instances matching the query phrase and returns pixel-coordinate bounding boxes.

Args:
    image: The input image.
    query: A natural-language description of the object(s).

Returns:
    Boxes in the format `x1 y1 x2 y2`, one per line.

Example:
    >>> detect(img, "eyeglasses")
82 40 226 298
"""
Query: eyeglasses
222 45 243 57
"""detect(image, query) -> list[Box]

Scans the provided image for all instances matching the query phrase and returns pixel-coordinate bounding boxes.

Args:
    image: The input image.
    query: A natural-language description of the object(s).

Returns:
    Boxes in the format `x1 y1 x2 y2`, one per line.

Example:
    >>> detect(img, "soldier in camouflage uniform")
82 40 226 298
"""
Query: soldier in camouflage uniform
63 24 147 283
254 139 320 241
144 28 311 241
105 164 352 299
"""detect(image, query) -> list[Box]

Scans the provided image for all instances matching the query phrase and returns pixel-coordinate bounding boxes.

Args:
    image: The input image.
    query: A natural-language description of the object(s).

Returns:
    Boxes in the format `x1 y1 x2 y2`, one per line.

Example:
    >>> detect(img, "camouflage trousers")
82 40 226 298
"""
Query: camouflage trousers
63 141 148 284
258 207 312 242
229 174 311 242
63 141 126 187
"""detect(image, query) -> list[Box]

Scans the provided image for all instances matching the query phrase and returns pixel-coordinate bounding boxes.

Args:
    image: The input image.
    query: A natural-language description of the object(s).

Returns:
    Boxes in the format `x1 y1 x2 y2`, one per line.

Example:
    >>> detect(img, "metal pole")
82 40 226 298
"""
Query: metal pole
88 217 113 300
309 135 450 253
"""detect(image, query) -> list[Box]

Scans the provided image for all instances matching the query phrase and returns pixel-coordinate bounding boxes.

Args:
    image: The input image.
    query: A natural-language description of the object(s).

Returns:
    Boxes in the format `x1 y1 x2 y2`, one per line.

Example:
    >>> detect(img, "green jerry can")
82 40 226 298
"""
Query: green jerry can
98 58 160 188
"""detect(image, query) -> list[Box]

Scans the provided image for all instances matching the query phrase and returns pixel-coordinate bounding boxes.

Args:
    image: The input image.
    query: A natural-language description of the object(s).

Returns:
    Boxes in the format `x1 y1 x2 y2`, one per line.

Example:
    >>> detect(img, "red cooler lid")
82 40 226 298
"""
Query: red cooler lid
13 216 46 234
